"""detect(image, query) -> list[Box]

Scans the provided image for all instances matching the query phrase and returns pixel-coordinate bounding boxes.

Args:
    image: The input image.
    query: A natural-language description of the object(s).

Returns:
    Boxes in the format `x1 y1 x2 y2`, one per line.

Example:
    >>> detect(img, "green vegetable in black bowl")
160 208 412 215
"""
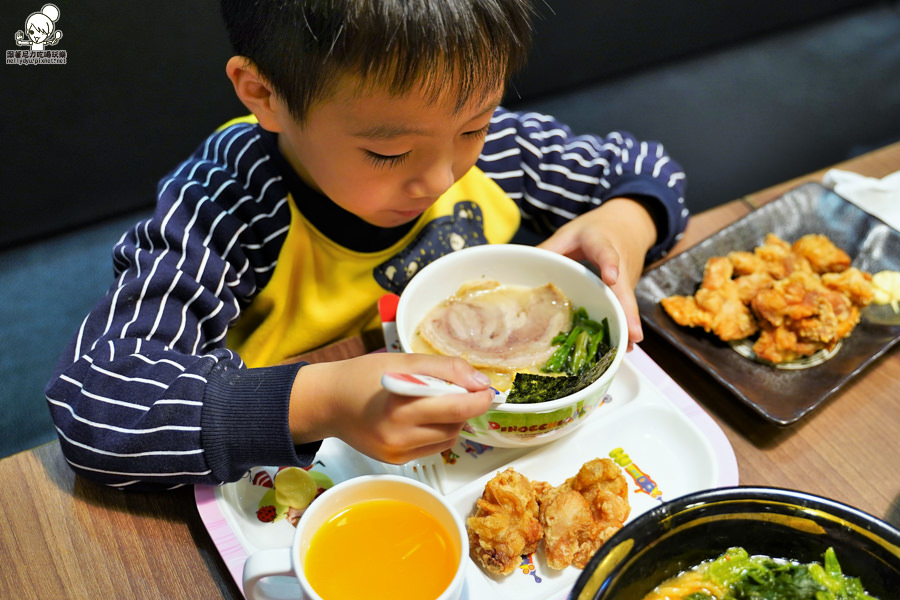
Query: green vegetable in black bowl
655 546 876 600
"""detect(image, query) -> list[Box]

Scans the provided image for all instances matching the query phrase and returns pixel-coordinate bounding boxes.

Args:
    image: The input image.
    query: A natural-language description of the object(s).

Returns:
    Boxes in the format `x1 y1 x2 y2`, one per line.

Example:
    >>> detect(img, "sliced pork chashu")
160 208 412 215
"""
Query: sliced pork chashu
417 280 572 371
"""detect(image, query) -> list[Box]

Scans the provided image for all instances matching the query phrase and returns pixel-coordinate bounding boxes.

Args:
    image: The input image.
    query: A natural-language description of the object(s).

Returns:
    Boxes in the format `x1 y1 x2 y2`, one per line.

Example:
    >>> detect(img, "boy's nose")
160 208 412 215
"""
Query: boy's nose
406 162 455 199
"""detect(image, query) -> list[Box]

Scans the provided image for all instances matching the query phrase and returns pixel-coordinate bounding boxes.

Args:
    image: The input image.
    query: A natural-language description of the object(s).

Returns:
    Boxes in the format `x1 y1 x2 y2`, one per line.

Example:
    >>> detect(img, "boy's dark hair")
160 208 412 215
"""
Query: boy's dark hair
220 0 533 121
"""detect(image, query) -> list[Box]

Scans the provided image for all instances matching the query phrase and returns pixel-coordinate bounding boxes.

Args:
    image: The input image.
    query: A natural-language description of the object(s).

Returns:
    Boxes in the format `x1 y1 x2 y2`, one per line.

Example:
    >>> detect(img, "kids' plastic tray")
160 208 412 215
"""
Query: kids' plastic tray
195 346 739 600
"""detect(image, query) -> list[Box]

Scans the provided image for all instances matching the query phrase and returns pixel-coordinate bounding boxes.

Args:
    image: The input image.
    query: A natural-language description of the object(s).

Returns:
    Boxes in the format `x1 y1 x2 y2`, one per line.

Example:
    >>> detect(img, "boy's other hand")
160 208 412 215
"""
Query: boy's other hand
288 353 494 464
538 197 657 352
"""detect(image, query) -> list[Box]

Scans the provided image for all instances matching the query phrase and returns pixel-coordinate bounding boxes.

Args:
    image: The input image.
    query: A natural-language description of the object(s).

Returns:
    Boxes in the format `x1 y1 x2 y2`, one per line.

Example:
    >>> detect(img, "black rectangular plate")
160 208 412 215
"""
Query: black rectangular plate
636 183 900 424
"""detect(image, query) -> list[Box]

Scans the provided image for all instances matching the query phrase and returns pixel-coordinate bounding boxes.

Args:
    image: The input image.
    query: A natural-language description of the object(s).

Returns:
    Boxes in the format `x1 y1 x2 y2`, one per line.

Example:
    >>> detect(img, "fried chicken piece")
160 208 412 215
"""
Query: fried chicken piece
535 458 630 570
568 457 630 551
792 294 845 344
733 272 776 304
727 250 768 276
568 456 630 507
751 271 823 327
467 468 543 576
763 232 791 251
821 267 875 306
531 479 554 500
792 233 852 274
661 256 758 341
749 233 813 279
750 271 862 362
752 324 825 364
535 486 600 570
659 295 712 331
727 234 816 281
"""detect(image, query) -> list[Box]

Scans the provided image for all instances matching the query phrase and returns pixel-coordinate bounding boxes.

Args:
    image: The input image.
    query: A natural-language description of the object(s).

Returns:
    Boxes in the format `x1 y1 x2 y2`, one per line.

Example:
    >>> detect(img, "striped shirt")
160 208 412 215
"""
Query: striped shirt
45 107 687 490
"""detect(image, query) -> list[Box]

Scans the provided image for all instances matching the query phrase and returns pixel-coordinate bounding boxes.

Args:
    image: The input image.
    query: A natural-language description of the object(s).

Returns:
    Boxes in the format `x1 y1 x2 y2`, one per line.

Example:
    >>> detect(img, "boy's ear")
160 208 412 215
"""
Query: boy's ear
225 56 283 132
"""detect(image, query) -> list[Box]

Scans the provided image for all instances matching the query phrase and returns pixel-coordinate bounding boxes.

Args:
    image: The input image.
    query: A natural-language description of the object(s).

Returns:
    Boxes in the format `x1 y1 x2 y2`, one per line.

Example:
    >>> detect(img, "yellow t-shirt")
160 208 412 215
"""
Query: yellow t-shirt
229 166 520 367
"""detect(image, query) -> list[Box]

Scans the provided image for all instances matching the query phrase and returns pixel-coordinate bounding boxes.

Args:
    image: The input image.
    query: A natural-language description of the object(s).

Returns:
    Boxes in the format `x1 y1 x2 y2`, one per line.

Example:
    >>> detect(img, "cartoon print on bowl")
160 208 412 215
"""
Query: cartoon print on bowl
461 394 612 447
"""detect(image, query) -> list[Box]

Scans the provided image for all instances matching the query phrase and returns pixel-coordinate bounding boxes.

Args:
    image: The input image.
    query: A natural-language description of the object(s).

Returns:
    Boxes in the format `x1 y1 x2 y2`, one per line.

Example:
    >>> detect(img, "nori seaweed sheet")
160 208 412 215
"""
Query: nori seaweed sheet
505 347 617 404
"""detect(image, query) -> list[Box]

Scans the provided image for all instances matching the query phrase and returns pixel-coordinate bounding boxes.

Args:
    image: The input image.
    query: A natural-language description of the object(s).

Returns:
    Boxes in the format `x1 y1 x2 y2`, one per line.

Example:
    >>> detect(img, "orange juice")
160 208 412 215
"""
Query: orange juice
304 498 459 600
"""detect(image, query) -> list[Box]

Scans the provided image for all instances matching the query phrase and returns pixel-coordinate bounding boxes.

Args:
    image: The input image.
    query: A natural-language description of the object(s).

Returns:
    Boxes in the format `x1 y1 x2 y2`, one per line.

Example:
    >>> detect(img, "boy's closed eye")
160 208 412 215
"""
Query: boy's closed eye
462 123 491 139
365 150 411 169
362 124 491 169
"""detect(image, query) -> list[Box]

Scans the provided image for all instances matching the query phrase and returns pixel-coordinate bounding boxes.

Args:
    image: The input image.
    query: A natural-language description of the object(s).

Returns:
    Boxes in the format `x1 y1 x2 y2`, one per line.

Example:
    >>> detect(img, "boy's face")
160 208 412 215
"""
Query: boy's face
272 76 504 228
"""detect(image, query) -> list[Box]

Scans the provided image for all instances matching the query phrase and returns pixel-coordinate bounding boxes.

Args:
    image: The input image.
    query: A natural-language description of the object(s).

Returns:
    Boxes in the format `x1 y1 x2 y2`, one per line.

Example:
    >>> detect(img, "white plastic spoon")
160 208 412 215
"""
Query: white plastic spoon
381 372 507 406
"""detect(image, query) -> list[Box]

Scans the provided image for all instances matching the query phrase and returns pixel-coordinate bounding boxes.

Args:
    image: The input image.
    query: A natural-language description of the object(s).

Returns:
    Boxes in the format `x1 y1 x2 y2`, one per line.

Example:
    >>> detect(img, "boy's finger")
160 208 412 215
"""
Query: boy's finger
608 280 643 350
404 355 492 391
397 389 495 424
580 237 621 285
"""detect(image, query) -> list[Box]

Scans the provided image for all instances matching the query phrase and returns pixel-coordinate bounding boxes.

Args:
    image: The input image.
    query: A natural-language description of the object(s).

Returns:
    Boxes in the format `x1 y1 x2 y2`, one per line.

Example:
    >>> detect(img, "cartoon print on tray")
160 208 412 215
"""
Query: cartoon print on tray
251 464 334 526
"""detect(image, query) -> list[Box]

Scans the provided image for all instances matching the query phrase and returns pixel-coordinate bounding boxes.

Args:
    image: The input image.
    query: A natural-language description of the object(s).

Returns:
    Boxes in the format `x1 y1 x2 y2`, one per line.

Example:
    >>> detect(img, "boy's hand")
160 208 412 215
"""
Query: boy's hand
288 353 494 464
538 197 657 351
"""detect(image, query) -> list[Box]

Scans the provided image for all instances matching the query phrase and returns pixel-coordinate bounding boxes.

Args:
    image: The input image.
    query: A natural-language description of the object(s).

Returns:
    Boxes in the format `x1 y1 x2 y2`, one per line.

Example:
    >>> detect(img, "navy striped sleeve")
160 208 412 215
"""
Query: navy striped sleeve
45 123 319 490
477 107 689 261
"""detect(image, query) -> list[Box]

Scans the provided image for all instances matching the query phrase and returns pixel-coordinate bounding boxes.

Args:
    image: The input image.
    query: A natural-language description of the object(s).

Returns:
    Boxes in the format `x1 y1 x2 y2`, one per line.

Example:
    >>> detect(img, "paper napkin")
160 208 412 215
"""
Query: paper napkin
823 168 900 232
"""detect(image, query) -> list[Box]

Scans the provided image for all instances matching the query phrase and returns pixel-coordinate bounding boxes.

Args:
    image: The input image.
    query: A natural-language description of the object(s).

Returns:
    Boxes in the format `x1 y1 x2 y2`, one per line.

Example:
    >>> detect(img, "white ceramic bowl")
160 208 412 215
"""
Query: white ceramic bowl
396 244 627 448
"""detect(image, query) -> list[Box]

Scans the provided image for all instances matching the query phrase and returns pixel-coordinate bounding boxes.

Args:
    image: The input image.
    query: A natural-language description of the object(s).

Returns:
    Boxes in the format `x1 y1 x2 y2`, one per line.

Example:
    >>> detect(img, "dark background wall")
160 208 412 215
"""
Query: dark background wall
511 0 872 100
0 1 244 249
4 1 899 249
509 0 900 211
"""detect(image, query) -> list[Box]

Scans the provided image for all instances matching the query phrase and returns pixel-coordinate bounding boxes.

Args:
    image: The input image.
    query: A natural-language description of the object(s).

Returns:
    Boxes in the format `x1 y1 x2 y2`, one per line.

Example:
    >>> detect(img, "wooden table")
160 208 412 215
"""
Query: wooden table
2 142 899 599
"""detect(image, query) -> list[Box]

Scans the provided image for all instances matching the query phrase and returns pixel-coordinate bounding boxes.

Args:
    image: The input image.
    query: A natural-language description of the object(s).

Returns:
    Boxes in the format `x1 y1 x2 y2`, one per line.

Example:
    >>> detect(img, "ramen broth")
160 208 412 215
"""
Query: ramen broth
410 333 520 391
304 498 458 600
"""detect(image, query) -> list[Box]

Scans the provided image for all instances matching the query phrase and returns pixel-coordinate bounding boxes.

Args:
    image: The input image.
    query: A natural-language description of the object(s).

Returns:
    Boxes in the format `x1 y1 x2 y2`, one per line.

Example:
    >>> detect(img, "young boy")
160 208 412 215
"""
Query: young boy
46 0 688 490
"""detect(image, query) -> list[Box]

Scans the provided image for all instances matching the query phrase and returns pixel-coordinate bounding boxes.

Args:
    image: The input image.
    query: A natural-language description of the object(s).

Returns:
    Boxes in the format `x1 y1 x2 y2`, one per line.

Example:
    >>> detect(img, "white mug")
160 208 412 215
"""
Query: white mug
242 474 468 600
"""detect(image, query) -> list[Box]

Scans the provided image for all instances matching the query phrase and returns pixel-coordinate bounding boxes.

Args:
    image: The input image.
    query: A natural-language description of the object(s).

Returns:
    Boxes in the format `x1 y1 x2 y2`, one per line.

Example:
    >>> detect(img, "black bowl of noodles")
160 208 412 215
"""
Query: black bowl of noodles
570 486 900 600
